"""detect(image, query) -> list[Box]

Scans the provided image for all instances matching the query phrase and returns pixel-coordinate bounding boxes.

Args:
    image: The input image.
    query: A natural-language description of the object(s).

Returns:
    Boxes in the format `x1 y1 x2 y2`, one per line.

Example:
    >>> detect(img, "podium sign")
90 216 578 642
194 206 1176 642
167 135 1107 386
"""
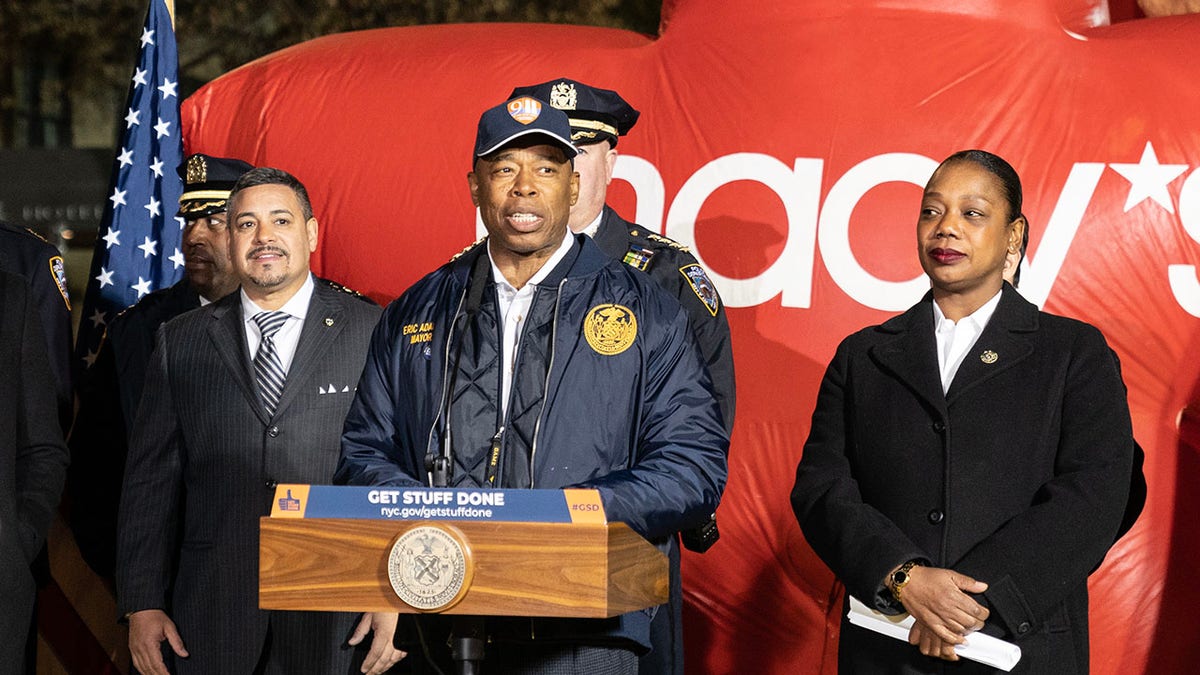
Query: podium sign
260 485 668 618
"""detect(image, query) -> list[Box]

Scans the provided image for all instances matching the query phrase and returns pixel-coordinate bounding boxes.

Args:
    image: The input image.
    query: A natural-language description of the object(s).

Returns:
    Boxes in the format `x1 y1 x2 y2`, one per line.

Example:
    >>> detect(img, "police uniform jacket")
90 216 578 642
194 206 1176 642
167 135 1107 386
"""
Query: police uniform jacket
592 206 735 434
336 234 728 651
116 278 381 673
0 222 72 429
0 270 69 674
69 279 201 577
791 284 1133 674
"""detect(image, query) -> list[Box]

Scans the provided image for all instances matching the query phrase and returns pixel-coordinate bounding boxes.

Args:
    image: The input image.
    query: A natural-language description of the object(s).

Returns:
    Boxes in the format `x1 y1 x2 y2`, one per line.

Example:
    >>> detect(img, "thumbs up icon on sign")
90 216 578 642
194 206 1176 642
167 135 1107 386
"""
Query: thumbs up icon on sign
278 489 300 511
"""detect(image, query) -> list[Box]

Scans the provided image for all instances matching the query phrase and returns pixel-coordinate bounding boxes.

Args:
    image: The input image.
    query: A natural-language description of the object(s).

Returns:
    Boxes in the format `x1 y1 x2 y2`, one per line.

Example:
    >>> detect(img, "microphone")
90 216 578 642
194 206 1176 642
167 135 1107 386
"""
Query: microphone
426 249 490 488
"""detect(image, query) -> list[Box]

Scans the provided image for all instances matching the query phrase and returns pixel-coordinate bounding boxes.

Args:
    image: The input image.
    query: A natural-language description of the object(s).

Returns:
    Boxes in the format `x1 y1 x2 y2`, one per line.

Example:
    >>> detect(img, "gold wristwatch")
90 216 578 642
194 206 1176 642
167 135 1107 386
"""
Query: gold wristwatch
890 560 920 602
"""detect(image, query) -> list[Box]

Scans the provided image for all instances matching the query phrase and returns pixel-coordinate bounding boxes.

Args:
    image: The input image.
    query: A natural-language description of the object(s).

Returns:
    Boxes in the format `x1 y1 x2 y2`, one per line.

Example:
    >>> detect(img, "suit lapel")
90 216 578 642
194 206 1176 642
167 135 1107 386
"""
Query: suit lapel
208 294 269 425
868 296 948 417
272 281 346 417
945 285 1038 404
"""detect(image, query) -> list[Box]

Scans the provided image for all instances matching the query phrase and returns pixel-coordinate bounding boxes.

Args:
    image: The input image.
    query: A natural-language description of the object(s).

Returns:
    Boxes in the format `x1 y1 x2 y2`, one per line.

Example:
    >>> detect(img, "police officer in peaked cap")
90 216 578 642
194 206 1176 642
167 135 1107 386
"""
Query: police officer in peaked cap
68 153 253 579
510 77 736 675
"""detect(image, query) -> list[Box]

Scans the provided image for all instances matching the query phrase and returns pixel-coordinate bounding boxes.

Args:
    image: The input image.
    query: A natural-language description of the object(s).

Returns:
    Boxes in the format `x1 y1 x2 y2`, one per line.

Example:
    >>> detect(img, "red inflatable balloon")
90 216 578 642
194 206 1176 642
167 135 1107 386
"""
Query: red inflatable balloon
184 1 1200 671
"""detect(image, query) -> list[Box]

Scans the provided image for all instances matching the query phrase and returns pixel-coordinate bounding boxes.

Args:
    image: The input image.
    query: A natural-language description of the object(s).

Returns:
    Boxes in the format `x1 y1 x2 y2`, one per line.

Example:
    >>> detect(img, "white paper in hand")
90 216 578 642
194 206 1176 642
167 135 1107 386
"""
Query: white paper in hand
847 596 1022 671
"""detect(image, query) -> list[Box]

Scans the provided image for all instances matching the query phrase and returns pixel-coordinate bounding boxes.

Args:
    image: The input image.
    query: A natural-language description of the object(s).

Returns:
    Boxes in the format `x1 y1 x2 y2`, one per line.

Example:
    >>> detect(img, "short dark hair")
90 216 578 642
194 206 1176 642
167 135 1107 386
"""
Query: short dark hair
937 149 1023 223
228 167 314 220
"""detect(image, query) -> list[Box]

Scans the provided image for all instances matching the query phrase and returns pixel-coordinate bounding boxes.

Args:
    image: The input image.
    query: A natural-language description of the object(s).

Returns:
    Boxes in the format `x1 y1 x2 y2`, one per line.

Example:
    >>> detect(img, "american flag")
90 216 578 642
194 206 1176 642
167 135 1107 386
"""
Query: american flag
75 0 183 371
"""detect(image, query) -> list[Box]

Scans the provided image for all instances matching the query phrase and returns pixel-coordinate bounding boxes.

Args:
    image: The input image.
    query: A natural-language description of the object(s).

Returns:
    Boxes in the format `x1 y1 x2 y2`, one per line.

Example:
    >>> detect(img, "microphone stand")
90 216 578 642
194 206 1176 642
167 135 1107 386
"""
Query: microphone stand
426 251 490 675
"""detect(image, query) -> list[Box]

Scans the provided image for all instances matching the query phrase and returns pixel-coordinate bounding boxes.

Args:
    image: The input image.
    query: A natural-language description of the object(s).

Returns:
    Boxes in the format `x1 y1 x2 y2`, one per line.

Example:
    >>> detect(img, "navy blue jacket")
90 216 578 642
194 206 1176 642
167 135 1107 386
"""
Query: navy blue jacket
337 234 728 649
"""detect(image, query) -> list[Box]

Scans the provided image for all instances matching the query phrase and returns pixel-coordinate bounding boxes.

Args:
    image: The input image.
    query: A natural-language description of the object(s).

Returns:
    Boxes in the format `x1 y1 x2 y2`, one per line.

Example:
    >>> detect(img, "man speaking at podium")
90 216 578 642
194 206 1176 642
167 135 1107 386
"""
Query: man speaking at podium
336 97 728 674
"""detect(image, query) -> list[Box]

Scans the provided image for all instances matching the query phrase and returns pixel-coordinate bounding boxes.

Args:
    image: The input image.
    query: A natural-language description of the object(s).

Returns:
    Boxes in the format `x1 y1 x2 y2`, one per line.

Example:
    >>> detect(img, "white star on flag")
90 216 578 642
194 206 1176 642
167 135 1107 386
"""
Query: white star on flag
138 236 159 258
76 0 184 372
169 248 185 269
89 309 108 328
131 277 153 298
1109 141 1188 213
84 350 99 368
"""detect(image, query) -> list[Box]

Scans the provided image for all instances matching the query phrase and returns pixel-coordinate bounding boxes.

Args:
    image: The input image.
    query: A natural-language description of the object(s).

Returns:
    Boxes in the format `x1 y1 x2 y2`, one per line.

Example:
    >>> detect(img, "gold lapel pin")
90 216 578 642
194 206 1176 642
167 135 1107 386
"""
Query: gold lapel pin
324 317 334 327
980 350 998 364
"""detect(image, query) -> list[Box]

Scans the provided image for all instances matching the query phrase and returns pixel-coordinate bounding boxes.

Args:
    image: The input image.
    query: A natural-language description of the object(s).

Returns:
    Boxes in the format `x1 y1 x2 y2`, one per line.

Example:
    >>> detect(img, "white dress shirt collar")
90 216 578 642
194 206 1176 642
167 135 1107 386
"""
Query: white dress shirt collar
932 289 1002 394
241 274 315 375
488 230 574 416
580 212 604 239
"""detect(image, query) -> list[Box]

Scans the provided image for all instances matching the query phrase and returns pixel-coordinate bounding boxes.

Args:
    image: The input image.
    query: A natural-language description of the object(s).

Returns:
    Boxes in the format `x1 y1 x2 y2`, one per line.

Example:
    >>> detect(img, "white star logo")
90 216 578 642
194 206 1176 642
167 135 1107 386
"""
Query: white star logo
158 78 178 99
102 229 121 249
1109 141 1188 213
150 157 164 178
109 187 127 208
169 248 185 269
140 28 155 47
95 267 115 288
125 108 140 128
138 236 159 258
144 196 162 218
132 68 148 87
132 276 153 299
154 117 171 139
89 308 108 328
84 350 100 368
117 147 134 168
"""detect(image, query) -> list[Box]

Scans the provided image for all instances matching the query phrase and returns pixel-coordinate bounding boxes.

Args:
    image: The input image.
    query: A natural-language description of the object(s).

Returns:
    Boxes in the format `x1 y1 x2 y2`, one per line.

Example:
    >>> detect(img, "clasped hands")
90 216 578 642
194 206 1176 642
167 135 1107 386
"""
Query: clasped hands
893 565 989 661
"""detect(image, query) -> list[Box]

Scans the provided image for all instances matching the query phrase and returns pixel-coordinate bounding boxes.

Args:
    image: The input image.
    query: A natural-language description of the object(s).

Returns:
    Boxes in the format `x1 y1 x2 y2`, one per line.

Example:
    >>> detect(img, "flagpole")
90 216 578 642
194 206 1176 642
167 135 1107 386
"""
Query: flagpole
165 0 175 26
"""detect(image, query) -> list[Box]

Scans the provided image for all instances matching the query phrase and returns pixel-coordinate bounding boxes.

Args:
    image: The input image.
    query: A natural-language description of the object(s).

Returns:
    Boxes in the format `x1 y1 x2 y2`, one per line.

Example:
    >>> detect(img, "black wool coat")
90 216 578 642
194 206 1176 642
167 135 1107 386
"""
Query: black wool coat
792 284 1133 674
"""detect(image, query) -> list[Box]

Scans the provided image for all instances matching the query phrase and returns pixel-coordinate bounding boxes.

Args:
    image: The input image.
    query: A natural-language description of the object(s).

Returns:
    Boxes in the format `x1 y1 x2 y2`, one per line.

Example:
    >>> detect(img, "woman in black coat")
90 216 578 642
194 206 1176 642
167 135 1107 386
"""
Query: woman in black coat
791 150 1134 674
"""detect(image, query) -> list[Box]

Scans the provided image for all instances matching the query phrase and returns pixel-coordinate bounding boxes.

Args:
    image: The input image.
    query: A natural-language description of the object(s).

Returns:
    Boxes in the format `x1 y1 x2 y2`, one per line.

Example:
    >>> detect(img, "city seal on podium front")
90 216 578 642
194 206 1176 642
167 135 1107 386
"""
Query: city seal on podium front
387 525 472 611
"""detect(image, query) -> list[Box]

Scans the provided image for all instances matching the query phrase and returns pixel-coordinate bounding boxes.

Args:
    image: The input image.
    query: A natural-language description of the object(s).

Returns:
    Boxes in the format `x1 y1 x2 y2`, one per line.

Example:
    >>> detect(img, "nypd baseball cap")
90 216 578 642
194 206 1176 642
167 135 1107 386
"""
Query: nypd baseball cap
473 96 578 160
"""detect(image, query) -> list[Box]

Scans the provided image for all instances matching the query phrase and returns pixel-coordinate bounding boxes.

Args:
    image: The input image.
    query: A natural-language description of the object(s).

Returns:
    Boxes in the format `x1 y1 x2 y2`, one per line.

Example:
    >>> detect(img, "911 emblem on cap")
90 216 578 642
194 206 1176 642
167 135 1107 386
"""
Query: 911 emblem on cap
387 525 472 611
507 96 542 124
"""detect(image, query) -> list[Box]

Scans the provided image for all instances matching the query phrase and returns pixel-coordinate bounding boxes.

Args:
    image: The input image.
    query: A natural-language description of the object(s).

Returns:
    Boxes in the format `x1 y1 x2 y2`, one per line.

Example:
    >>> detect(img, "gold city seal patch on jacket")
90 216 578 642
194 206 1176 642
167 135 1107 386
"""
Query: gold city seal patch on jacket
584 303 638 355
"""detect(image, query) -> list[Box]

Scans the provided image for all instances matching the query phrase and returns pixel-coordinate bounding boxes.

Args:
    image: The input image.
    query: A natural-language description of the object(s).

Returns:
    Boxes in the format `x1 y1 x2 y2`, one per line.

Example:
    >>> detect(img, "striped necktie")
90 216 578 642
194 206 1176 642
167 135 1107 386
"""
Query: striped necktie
252 311 290 416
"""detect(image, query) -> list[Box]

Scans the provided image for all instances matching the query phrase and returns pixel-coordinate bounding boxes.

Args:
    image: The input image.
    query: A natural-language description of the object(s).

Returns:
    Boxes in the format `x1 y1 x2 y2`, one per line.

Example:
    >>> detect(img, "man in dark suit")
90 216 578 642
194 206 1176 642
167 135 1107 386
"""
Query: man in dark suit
70 154 251 578
0 269 70 675
509 78 736 675
116 167 400 674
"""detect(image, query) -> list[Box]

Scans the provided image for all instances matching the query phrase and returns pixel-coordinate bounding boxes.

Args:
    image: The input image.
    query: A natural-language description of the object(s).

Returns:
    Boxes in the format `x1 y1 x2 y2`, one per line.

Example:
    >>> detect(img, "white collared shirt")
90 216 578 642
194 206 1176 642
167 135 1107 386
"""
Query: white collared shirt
579 212 603 239
933 289 1002 394
241 273 315 376
489 230 575 416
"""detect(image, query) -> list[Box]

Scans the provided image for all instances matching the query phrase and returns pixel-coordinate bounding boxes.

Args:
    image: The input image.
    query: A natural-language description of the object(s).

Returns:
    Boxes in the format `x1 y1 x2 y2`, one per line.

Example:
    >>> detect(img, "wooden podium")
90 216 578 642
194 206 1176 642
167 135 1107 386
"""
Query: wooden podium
259 485 668 618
